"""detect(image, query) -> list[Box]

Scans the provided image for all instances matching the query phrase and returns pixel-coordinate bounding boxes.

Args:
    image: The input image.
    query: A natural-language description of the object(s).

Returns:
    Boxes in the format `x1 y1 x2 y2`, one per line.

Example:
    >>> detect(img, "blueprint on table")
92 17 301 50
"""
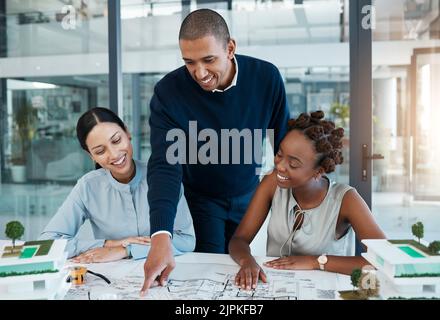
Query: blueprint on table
65 260 337 300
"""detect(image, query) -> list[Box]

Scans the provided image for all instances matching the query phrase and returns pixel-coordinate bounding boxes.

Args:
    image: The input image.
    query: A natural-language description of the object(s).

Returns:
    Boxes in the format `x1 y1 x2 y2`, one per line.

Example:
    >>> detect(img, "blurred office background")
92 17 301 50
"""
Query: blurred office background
0 0 439 255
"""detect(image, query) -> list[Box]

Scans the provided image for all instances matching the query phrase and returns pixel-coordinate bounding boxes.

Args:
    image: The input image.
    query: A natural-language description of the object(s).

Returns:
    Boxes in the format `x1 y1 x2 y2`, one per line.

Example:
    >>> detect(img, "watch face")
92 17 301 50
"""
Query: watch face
318 255 328 264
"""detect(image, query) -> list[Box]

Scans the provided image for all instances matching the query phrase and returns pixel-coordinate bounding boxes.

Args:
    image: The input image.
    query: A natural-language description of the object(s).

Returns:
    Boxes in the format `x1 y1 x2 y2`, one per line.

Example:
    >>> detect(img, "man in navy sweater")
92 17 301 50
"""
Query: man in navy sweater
141 9 289 294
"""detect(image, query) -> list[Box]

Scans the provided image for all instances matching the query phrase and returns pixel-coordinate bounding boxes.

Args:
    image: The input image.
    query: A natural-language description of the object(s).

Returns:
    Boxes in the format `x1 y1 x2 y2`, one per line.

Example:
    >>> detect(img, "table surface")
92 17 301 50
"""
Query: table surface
64 252 353 300
0 240 352 300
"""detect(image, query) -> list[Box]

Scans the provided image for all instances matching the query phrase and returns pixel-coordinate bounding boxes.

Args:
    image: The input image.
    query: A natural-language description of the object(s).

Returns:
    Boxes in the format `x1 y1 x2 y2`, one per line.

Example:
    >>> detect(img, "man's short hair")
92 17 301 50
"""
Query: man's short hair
179 9 230 47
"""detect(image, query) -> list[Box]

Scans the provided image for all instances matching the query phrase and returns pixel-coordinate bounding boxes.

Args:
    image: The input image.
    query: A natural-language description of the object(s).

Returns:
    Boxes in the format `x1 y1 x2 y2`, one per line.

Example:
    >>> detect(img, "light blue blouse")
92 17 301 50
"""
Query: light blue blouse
39 160 195 259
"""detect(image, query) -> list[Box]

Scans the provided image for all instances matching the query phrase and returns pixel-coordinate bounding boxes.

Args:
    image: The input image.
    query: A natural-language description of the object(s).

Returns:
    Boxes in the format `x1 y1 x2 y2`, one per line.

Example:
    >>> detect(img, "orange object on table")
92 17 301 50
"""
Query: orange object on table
70 266 87 285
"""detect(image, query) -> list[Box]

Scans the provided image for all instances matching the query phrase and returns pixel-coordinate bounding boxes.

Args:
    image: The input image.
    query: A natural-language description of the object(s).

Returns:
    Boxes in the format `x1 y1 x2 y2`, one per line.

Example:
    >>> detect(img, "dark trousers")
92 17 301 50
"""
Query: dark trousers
184 187 257 254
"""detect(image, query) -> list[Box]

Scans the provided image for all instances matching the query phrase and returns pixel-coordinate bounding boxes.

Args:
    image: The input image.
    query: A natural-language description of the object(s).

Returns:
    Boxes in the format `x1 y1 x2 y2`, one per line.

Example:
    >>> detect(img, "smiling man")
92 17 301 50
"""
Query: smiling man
142 9 290 294
180 34 235 92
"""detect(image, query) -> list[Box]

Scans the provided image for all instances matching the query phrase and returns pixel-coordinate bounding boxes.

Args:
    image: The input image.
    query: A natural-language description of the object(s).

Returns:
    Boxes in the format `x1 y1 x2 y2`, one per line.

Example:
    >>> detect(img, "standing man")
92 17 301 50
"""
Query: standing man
141 9 289 294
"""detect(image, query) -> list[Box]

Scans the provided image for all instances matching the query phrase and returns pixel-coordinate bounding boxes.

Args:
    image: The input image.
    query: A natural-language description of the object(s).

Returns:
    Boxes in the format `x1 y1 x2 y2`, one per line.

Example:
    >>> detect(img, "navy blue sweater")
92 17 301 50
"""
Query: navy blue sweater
147 54 289 234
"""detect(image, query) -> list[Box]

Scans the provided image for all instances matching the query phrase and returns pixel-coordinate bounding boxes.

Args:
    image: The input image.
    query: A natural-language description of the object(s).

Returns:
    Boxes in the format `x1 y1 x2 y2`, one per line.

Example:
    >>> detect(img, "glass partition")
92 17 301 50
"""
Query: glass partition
0 1 109 239
372 0 440 240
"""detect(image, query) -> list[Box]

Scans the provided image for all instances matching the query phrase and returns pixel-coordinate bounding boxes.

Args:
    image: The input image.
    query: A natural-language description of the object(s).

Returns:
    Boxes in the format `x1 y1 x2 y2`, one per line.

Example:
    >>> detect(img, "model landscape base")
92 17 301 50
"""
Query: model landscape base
362 239 440 300
0 239 70 300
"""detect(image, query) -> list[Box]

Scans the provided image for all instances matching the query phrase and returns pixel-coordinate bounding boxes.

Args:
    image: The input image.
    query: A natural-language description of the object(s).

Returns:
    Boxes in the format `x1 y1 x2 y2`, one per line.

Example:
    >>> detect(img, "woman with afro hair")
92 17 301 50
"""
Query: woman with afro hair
229 111 385 290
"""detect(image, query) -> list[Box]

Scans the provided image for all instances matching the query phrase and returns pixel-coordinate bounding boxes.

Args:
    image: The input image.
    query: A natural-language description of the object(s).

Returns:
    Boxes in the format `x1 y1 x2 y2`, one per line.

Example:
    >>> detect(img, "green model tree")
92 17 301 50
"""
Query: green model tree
428 241 440 255
411 221 424 243
350 268 362 291
5 221 25 252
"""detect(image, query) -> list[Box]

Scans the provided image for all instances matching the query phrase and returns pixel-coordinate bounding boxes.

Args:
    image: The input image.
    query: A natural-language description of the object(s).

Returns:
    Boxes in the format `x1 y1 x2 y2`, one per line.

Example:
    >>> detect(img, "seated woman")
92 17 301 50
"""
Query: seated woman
40 107 195 263
229 111 386 290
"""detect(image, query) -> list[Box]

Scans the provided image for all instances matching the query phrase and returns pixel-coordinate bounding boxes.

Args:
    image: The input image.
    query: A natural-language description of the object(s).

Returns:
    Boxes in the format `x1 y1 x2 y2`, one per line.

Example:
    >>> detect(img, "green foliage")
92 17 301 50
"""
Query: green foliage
329 103 350 129
0 269 58 278
350 268 362 290
428 241 440 255
5 221 25 248
396 273 440 278
411 222 424 243
12 102 38 165
330 102 350 119
388 239 438 256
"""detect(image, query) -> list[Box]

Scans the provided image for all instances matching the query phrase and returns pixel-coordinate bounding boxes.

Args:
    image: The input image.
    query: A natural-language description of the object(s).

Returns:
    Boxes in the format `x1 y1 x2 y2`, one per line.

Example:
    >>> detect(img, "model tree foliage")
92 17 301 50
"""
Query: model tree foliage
5 221 25 250
350 268 362 291
428 241 440 255
411 221 424 243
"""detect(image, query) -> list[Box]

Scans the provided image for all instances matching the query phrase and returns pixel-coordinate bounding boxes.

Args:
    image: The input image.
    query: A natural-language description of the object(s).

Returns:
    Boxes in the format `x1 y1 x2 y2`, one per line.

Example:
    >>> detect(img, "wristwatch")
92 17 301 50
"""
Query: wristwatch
317 254 328 271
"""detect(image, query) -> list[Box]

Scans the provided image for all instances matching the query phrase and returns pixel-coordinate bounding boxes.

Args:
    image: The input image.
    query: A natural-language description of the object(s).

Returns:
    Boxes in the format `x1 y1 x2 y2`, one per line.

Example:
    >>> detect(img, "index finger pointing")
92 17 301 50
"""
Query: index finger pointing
140 270 159 296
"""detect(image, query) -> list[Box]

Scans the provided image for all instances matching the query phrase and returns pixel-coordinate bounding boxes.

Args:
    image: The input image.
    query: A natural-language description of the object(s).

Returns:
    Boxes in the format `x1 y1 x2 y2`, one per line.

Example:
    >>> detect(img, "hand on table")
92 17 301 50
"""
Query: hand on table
104 236 151 248
263 255 317 270
71 246 127 264
235 257 267 290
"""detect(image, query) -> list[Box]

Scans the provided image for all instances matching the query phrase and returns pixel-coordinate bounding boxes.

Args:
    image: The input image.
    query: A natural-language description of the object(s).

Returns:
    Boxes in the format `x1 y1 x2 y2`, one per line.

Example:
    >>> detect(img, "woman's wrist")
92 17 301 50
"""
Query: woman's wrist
103 240 112 247
238 255 255 266
112 245 129 259
311 255 320 270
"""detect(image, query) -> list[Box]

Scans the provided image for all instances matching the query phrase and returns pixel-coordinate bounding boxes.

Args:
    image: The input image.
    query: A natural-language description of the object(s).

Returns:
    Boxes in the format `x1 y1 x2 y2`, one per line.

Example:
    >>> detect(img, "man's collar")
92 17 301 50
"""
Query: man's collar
212 55 238 93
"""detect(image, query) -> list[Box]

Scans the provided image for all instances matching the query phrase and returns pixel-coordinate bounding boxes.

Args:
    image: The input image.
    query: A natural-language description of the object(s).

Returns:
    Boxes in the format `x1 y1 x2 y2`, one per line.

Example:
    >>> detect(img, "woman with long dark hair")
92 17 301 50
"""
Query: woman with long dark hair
40 107 195 263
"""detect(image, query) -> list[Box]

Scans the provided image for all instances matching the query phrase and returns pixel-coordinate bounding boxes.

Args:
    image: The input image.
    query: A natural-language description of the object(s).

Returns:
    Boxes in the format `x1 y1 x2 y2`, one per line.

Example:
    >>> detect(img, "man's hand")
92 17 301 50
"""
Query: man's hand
140 233 175 296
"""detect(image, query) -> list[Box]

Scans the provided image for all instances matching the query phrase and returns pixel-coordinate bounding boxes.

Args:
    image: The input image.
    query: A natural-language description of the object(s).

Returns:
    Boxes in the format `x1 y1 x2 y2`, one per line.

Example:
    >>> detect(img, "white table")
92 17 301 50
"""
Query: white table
64 252 353 300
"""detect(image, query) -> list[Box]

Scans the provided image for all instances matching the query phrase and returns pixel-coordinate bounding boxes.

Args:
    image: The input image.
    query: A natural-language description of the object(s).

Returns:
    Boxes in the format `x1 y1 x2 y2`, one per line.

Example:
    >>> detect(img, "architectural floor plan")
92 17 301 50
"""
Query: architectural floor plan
65 259 338 300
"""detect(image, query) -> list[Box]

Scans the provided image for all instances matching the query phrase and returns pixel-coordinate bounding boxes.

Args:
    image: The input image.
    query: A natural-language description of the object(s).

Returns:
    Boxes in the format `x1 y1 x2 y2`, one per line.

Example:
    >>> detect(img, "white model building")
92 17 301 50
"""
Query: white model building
362 239 440 299
0 239 70 299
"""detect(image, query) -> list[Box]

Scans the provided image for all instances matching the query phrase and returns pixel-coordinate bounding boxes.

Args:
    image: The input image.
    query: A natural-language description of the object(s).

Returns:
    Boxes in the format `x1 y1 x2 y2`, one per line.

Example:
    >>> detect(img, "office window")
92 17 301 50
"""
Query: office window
372 0 440 240
1 0 352 243
120 0 350 181
119 0 350 255
0 0 109 239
